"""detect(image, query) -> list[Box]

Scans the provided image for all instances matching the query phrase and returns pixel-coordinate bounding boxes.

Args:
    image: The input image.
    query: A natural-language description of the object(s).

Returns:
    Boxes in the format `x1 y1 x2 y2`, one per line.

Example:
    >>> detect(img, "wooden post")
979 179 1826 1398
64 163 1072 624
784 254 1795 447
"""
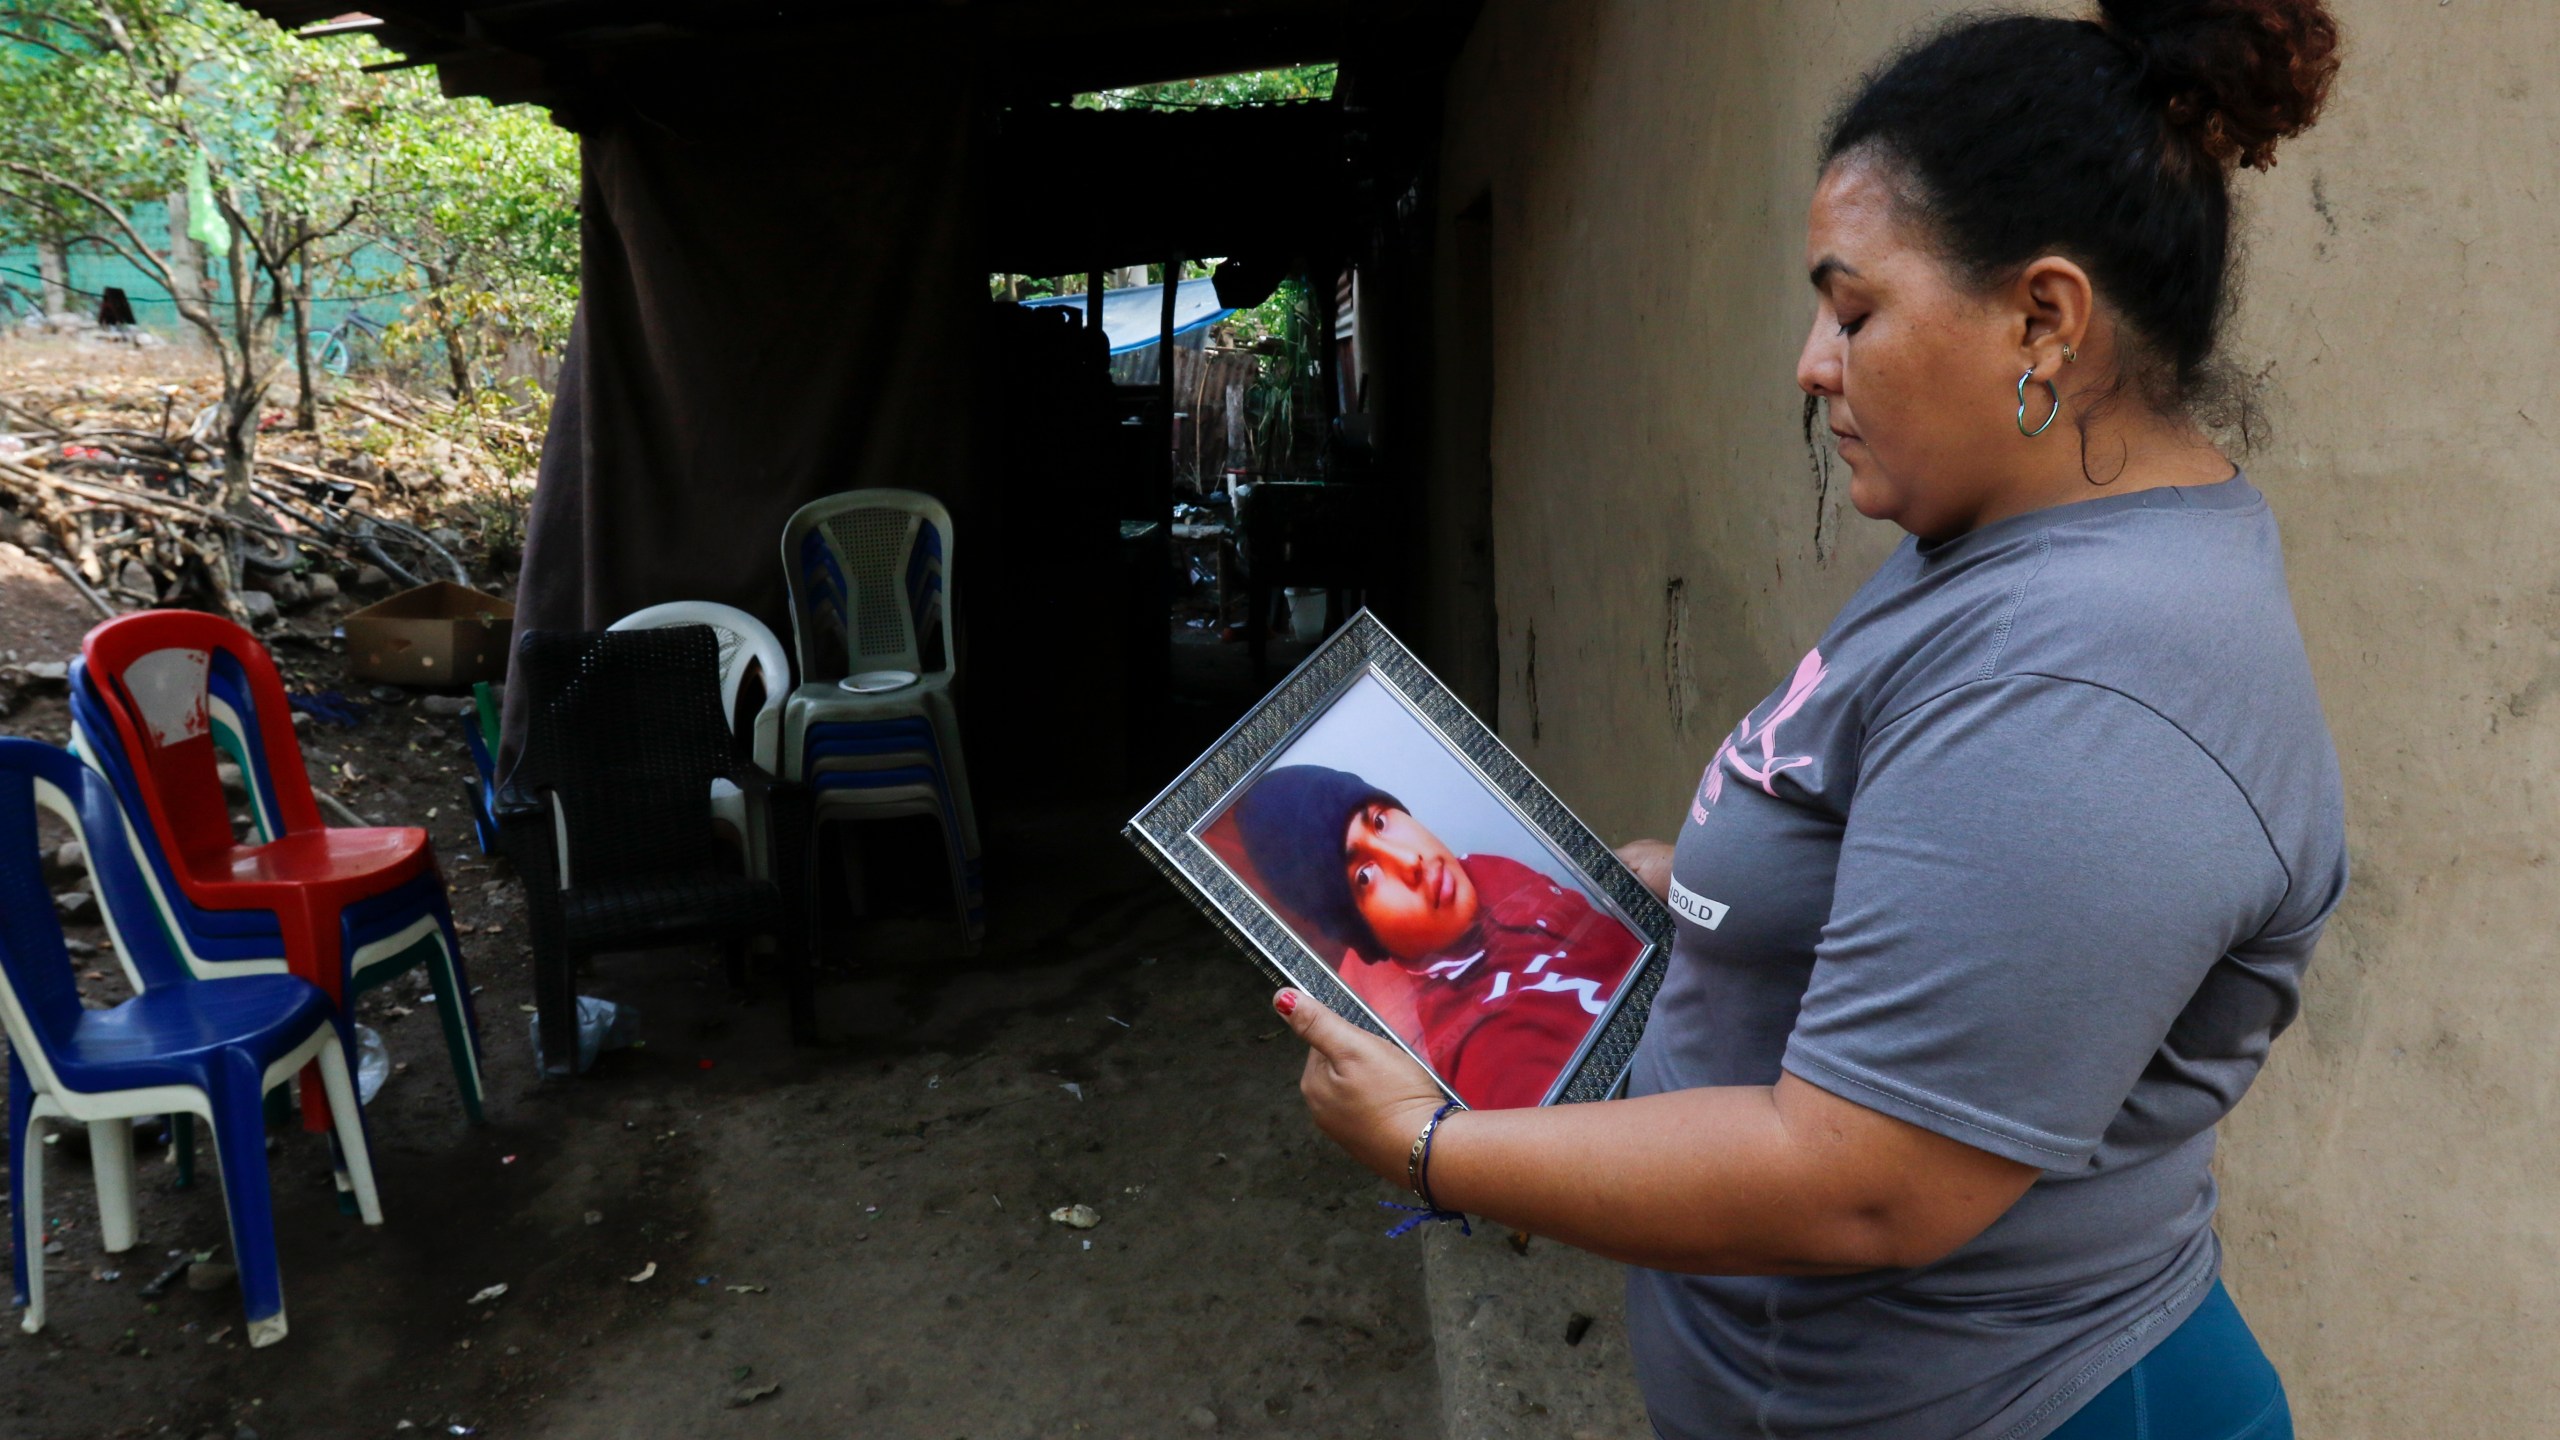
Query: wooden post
35 239 68 316
1316 260 1342 436
1084 269 1103 343
1158 255 1182 488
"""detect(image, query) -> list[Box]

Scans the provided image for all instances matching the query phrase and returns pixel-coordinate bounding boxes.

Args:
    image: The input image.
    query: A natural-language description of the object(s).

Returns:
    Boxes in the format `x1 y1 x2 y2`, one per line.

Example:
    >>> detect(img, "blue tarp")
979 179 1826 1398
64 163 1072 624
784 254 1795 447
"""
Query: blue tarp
1018 277 1231 355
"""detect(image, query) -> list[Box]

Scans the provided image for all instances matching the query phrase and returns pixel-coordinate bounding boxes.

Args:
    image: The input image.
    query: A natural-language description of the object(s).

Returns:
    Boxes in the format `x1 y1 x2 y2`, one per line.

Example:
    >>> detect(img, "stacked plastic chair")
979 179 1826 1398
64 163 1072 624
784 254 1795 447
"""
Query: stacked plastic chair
500 624 814 1073
779 490 982 948
458 680 503 857
3 737 381 1348
607 601 793 888
68 611 484 1129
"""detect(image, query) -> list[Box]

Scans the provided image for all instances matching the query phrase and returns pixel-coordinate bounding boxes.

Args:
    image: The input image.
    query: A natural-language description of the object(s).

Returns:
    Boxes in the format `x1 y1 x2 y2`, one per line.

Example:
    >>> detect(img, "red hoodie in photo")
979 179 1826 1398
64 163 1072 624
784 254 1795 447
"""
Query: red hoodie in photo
1375 854 1643 1110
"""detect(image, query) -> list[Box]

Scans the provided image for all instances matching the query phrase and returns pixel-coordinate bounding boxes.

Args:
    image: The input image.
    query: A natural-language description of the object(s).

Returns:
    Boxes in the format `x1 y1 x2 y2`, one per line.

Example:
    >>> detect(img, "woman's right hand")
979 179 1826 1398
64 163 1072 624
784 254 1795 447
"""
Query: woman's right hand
1616 839 1675 902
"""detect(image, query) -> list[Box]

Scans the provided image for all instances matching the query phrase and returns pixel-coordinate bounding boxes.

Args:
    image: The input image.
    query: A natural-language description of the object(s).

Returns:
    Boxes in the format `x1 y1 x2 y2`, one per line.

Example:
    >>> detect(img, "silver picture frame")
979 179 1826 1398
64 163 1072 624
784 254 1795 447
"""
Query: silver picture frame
1125 609 1674 1106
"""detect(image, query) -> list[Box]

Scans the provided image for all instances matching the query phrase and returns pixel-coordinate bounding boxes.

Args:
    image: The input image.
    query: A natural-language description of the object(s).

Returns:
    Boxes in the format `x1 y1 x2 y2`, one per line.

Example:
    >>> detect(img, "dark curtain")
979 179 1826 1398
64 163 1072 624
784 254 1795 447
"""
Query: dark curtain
504 38 982 763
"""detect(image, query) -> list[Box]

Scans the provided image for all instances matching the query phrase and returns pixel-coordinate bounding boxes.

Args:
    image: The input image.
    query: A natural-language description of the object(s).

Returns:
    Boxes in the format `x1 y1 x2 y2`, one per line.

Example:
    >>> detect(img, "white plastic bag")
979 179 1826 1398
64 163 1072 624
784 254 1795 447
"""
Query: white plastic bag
355 1024 389 1104
528 995 639 1075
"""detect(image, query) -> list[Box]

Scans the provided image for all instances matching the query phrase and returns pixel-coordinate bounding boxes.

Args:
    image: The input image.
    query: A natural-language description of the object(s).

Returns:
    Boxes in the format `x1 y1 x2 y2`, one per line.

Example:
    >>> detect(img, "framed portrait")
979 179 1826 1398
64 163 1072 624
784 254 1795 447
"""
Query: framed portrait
1126 610 1674 1109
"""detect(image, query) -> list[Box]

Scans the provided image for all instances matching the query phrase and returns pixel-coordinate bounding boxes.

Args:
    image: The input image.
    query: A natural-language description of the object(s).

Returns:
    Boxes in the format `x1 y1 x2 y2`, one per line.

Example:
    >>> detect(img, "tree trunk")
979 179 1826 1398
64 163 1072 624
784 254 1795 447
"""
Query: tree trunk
289 247 317 430
164 189 206 321
35 239 69 316
216 223 260 510
197 219 268 624
219 401 257 497
424 262 472 401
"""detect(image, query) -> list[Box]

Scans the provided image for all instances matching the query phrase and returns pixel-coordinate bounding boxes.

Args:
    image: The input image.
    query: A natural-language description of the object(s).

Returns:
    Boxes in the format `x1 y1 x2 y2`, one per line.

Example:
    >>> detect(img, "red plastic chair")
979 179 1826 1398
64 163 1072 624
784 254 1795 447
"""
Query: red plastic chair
79 611 447 1130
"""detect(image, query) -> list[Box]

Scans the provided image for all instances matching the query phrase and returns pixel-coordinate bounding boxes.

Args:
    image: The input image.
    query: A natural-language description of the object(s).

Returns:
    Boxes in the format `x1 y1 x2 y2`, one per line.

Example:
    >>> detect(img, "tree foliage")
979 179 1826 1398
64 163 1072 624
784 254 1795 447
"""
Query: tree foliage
1075 64 1336 111
1244 275 1321 476
0 1 391 614
359 76 578 402
0 3 581 404
0 1 584 615
0 3 383 338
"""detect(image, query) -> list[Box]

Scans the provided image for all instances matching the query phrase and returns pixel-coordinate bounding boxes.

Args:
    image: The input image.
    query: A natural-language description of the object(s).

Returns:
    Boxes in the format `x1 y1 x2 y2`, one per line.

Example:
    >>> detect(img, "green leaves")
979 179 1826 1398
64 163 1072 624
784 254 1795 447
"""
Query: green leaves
0 0 383 273
1075 64 1338 112
360 73 579 393
0 1 581 399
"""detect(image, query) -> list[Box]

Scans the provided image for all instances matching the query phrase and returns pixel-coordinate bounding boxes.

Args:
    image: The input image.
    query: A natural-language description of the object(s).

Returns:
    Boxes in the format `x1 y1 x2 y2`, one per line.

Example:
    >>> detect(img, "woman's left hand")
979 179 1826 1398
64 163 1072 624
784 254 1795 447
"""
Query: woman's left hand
1276 988 1449 1182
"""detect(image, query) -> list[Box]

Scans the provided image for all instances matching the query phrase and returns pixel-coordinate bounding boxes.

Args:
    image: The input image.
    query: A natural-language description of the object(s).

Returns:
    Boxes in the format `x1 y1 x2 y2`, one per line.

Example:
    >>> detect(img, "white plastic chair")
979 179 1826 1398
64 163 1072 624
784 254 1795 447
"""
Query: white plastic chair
608 601 791 887
779 490 981 946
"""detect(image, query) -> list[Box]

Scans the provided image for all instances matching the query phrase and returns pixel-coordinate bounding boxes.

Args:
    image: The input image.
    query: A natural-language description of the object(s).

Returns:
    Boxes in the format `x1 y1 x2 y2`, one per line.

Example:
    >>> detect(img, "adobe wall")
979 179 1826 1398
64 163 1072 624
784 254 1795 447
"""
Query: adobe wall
1428 2 2560 1431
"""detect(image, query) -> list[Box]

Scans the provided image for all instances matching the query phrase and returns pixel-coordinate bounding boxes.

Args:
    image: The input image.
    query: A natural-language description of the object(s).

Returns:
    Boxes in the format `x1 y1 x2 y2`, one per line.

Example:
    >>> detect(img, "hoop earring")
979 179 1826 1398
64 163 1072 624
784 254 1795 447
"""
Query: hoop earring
2016 368 2061 438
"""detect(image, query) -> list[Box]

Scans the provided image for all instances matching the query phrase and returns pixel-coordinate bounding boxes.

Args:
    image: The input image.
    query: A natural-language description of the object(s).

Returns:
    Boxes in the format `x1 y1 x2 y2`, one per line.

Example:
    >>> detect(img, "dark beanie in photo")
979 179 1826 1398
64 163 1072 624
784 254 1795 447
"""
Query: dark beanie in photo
1233 764 1402 956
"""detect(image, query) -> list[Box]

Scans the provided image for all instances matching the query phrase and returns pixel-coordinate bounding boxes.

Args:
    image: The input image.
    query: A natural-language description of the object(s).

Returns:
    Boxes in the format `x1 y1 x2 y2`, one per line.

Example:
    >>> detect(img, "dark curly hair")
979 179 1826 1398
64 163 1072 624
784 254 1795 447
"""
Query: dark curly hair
1824 1 2342 409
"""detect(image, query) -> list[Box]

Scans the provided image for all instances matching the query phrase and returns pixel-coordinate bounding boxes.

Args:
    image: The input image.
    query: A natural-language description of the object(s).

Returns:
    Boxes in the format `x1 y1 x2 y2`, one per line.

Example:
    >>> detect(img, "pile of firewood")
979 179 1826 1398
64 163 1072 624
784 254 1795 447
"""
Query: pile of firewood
0 360 535 623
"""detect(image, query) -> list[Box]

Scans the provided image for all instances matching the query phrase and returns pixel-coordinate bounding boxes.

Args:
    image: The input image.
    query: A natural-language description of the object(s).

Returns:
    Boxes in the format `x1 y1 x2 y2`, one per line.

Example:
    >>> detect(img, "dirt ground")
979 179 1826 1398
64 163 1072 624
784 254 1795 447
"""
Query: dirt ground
0 613 1438 1439
0 341 1441 1439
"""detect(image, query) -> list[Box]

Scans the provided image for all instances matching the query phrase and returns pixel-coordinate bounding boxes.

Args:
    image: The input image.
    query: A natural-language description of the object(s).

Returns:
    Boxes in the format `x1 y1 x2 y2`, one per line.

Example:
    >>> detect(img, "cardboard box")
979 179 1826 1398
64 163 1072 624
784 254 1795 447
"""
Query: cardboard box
344 581 514 687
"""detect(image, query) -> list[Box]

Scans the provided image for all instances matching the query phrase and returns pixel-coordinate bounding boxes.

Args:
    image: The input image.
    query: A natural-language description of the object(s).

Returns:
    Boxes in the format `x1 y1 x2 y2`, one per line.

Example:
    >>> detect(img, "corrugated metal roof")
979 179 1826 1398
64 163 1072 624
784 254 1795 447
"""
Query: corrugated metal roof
1020 278 1231 355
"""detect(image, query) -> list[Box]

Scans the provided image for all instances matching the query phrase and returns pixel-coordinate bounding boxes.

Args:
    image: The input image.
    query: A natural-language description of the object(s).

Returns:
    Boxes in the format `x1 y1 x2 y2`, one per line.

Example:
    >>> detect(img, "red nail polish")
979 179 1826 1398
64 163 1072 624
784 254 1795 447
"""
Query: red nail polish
1275 990 1298 1017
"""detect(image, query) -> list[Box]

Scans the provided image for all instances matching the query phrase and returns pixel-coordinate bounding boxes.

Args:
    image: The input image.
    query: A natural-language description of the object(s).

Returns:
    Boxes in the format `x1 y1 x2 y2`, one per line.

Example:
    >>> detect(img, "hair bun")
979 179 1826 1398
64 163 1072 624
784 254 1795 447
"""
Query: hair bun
2097 0 2342 169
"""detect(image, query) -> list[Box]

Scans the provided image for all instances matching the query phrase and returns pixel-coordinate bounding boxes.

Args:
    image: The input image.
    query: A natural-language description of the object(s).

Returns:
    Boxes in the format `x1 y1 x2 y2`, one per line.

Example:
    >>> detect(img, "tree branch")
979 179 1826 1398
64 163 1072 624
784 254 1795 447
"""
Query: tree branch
0 161 178 294
288 199 367 258
0 164 223 348
0 8 116 54
0 183 82 228
0 25 83 59
87 0 134 60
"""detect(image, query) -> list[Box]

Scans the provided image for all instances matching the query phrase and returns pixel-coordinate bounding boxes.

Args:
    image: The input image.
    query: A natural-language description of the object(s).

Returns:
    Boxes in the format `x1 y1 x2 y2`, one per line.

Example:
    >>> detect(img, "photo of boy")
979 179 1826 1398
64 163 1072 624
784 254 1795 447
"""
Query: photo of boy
1225 762 1643 1109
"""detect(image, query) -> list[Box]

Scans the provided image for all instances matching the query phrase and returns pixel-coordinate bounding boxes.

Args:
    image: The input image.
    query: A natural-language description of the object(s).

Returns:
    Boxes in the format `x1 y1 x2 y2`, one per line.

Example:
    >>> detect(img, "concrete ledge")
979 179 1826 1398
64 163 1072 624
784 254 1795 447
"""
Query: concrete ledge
1425 1223 1650 1438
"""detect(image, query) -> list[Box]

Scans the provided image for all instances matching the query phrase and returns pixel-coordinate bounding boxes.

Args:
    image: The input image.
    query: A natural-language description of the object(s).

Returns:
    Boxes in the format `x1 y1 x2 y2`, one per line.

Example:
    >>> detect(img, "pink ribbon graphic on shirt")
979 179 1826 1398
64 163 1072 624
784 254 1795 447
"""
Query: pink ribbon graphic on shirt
1693 647 1828 821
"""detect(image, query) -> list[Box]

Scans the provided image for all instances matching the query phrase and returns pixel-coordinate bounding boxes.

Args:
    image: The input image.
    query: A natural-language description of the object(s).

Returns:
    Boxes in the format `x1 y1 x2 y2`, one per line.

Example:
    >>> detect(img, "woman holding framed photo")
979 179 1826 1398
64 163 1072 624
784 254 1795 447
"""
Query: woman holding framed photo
1276 3 2350 1437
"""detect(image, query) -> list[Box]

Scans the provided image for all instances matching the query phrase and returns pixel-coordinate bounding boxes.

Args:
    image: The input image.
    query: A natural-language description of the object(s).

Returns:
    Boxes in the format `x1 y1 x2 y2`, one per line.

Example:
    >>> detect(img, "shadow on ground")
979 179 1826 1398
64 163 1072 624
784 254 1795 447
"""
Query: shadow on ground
2 775 1440 1439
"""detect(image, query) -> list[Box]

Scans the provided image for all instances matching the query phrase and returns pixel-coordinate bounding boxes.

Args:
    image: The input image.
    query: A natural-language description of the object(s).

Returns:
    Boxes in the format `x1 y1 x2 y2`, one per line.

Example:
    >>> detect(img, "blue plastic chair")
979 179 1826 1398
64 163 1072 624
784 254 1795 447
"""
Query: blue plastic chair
2 738 380 1348
67 656 485 1127
68 664 292 968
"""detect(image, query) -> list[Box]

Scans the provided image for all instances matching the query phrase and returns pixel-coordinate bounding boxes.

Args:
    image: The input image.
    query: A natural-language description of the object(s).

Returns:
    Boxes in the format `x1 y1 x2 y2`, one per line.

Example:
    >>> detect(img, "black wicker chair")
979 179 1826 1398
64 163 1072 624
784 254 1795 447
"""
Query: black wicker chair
499 625 813 1076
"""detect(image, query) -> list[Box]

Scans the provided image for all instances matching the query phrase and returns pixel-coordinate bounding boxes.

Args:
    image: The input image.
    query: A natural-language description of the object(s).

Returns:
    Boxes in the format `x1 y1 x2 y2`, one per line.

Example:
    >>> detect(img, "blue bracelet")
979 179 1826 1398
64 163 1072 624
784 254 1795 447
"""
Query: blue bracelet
1381 1100 1471 1238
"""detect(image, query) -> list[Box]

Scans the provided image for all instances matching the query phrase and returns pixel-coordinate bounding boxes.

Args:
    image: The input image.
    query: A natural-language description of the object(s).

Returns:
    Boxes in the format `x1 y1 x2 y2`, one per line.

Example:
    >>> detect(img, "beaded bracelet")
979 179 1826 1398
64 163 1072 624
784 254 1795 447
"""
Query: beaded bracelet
1406 1103 1451 1204
1382 1100 1471 1238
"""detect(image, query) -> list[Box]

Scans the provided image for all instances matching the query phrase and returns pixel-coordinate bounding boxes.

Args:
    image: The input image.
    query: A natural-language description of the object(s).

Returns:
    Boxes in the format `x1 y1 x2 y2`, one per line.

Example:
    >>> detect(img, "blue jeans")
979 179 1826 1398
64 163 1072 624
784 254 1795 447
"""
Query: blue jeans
2048 1281 2292 1440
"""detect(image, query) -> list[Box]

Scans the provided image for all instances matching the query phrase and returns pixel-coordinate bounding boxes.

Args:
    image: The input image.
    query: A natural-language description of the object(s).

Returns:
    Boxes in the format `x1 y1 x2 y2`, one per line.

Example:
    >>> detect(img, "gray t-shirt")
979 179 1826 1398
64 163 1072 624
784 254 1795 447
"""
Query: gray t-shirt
1625 473 2347 1440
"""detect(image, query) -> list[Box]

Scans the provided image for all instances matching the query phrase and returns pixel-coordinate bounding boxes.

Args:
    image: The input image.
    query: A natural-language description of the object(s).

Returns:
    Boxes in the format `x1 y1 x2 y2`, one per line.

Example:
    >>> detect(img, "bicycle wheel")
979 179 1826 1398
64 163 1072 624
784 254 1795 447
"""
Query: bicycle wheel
232 493 301 575
309 330 352 378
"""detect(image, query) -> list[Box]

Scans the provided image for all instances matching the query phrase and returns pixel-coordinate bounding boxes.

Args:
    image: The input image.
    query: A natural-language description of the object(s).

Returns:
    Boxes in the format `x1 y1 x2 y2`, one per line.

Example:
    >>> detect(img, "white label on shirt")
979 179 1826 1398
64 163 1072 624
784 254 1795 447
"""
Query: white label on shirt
1668 879 1729 931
